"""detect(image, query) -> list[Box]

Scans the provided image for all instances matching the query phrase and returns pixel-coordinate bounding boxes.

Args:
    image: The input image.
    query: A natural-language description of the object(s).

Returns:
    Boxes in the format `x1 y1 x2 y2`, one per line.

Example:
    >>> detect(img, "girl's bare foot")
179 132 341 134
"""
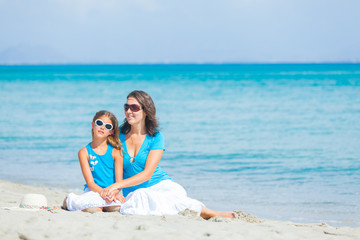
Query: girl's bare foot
82 207 103 213
103 206 121 212
62 196 68 210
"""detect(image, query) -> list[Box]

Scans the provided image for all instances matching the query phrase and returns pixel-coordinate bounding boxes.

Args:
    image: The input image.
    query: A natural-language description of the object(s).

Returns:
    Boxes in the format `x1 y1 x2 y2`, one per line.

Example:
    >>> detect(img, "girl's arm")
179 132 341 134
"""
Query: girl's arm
113 148 123 183
112 148 125 203
101 149 163 198
78 147 103 194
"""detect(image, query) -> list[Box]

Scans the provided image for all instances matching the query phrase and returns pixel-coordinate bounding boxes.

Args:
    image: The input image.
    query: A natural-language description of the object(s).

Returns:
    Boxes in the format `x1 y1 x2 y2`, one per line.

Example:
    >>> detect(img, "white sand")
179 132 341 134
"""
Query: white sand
1 180 359 240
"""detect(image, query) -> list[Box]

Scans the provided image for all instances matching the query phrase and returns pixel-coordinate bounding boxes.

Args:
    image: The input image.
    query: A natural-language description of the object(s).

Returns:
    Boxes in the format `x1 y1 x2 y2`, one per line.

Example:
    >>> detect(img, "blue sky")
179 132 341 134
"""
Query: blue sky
0 0 359 63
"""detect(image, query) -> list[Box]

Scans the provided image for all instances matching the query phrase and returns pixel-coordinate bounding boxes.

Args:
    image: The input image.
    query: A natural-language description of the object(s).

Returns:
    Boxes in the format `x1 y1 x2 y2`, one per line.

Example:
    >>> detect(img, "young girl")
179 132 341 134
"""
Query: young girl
63 110 125 212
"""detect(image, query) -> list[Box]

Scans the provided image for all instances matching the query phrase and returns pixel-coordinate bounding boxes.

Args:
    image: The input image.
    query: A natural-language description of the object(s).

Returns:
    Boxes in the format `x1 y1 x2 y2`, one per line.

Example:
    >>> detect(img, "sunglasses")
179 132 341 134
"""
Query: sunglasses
124 104 143 112
94 119 113 131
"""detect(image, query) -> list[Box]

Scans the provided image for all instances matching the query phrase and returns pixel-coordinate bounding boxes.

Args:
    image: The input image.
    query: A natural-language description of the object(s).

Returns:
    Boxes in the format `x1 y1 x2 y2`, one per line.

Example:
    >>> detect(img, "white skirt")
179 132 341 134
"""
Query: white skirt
120 180 204 216
66 189 122 211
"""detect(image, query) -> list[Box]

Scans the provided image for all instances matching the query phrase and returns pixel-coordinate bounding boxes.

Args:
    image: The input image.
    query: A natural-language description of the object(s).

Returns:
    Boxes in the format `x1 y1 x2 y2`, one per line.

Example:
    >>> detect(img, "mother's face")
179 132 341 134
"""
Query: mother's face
125 97 146 125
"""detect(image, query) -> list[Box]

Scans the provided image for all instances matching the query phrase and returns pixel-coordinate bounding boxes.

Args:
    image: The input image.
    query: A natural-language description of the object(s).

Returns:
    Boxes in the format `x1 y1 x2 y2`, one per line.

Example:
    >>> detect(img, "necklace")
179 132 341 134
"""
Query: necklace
127 133 146 163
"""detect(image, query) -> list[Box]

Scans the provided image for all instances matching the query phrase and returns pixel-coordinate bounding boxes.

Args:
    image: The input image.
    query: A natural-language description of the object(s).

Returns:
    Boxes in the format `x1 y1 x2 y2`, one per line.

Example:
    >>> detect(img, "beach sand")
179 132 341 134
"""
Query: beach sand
0 180 359 240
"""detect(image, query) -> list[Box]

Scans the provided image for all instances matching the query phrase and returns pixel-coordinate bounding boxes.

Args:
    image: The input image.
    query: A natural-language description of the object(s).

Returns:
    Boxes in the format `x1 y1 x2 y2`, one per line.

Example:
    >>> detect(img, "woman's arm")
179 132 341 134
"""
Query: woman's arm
101 149 163 198
121 149 163 187
78 147 103 194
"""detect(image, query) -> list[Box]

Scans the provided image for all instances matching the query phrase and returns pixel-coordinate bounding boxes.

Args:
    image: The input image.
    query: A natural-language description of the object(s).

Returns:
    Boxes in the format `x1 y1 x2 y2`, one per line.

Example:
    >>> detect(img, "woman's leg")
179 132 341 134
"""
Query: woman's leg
200 206 235 219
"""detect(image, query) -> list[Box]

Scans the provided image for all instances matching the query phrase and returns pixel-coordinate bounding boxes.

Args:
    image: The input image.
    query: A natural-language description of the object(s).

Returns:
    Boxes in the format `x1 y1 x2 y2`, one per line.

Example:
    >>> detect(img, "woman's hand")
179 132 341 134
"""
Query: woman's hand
115 194 126 203
100 188 119 203
101 183 121 200
104 193 115 203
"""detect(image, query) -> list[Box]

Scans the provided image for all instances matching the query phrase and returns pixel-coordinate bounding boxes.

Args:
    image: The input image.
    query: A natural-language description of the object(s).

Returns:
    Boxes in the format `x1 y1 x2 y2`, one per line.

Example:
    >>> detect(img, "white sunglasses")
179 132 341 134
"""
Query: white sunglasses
94 119 113 131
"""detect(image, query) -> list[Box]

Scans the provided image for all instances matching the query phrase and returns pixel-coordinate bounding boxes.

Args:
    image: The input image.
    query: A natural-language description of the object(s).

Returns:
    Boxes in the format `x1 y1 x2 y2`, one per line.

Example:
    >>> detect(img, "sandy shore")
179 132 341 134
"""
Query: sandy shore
0 180 359 240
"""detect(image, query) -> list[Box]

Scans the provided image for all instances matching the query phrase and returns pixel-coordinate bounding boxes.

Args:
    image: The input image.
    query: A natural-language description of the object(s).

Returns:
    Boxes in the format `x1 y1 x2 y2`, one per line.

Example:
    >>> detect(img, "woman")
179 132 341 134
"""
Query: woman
101 90 234 219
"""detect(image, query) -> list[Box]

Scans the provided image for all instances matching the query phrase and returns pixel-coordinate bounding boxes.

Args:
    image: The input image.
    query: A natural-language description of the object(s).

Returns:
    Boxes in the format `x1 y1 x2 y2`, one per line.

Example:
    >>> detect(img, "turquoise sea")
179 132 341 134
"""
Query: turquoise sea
0 64 359 227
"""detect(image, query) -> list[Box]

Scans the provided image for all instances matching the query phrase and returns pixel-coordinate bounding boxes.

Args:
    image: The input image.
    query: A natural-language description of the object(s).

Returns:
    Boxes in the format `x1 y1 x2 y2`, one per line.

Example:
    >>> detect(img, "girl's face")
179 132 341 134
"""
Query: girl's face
92 115 114 139
125 97 146 125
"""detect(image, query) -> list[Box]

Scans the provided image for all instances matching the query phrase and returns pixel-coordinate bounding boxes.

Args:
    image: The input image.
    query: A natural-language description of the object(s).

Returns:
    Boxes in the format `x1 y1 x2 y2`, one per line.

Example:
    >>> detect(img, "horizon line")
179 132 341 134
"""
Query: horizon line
0 61 360 66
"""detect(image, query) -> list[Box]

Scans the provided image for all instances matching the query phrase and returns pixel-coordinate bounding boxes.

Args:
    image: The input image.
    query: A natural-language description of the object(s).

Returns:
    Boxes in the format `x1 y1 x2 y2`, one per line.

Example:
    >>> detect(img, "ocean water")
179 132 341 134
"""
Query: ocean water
0 64 359 227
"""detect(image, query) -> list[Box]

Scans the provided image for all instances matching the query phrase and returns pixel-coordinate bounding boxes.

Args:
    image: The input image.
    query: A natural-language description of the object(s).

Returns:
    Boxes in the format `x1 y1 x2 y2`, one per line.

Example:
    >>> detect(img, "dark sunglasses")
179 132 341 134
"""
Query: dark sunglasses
94 119 113 131
124 104 143 112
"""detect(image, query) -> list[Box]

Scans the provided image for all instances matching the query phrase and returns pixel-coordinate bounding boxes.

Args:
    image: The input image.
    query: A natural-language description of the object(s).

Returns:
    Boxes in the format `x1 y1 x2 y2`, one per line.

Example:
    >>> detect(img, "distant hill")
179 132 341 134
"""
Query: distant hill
0 45 67 64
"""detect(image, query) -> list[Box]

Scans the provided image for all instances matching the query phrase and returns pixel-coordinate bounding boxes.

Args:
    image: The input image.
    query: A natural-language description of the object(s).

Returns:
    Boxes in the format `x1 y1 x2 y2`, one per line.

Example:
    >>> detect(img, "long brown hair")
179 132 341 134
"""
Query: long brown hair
92 110 122 150
120 90 159 136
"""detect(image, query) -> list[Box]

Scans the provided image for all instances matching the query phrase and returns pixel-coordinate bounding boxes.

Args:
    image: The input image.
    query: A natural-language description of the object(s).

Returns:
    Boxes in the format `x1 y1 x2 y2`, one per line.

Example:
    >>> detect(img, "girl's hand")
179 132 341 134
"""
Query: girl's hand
115 194 126 203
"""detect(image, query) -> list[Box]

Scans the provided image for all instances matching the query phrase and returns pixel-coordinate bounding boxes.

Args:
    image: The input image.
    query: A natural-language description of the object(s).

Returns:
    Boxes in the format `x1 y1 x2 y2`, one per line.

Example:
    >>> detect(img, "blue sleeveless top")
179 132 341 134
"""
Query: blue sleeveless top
119 131 172 197
84 143 116 189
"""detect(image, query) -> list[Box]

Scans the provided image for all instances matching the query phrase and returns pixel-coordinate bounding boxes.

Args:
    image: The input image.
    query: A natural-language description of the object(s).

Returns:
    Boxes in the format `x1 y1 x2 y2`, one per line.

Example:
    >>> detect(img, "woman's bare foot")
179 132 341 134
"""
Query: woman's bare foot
216 211 236 219
200 206 235 220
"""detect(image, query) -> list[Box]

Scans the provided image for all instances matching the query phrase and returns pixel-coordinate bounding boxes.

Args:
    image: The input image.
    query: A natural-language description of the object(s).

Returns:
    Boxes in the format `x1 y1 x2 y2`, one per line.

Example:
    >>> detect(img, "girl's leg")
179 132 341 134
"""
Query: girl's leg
63 193 106 212
200 206 235 219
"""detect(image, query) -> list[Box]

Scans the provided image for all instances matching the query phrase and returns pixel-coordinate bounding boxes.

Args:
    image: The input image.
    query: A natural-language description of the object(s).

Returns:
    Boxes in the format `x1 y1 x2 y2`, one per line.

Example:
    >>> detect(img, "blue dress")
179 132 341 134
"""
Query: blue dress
120 131 172 197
